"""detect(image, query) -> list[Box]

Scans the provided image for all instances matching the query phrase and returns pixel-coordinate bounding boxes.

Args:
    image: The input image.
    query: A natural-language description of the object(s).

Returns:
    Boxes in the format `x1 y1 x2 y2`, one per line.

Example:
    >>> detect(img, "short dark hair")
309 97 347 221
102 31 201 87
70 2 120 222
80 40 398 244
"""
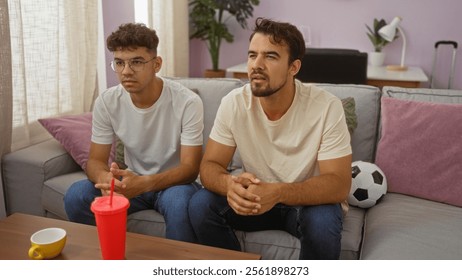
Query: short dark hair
250 17 305 64
107 23 159 54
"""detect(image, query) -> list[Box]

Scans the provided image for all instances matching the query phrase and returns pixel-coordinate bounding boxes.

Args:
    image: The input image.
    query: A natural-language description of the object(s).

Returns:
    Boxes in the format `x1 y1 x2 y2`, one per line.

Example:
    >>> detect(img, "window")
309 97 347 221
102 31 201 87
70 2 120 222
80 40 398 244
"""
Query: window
7 0 98 150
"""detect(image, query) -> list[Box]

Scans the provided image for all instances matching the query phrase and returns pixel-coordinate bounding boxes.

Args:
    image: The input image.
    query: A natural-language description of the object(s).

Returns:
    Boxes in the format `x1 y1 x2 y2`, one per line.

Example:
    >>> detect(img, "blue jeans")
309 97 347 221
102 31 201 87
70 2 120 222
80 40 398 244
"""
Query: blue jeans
188 188 343 259
64 179 200 243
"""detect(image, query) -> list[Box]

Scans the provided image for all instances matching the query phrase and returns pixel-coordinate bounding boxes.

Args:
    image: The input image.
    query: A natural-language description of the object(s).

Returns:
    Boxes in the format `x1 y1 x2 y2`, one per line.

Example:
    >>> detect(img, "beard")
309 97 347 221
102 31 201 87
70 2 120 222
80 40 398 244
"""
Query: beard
250 71 287 97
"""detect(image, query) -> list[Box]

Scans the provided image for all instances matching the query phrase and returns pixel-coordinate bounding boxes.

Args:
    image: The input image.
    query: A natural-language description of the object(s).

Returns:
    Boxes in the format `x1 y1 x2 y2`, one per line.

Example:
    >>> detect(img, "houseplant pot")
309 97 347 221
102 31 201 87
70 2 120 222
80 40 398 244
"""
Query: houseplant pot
368 51 385 67
189 0 260 77
204 69 226 78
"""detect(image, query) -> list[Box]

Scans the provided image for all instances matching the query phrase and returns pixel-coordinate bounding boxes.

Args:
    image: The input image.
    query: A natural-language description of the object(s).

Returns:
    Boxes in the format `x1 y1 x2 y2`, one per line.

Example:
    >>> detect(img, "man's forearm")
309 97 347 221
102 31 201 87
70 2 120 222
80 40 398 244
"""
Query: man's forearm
146 163 199 192
199 160 231 196
85 159 111 184
279 174 350 206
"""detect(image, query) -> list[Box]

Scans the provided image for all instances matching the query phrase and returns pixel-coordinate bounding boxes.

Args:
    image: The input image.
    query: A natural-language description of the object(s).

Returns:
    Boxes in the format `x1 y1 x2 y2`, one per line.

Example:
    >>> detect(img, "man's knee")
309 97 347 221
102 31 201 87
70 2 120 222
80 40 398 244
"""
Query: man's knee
299 204 343 236
188 188 221 224
64 179 99 214
189 188 210 213
64 179 91 204
159 184 199 210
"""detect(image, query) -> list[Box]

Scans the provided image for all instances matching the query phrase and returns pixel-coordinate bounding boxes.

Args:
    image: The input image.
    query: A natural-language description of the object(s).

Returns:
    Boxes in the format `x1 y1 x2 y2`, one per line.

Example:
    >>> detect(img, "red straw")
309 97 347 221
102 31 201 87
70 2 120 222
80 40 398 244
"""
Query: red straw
110 178 114 206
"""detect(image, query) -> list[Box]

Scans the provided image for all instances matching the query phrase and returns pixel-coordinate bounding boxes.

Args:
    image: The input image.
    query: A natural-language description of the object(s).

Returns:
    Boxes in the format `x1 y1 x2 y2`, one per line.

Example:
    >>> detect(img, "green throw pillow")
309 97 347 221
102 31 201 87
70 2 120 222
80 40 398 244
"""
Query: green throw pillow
341 97 358 135
115 137 127 169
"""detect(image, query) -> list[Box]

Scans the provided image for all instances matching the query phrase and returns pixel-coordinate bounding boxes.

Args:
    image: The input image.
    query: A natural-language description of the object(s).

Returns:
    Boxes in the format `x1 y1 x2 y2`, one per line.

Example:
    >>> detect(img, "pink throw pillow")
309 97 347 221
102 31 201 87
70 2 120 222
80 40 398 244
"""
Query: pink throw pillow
375 97 462 207
39 113 114 170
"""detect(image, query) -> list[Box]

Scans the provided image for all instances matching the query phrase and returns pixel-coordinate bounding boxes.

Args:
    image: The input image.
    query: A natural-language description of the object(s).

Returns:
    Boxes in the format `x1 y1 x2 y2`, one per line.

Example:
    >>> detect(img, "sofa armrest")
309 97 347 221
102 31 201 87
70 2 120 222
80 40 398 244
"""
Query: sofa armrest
2 138 81 216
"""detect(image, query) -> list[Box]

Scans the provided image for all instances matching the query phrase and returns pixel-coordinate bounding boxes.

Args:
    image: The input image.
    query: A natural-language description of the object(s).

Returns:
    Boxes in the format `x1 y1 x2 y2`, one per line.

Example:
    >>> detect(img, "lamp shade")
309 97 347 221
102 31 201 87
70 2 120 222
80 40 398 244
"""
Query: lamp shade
379 17 401 42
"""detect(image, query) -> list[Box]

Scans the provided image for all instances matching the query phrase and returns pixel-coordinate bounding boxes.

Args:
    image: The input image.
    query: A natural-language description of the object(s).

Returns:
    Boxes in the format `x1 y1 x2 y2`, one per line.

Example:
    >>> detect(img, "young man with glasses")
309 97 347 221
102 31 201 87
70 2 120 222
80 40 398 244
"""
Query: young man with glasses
64 23 204 243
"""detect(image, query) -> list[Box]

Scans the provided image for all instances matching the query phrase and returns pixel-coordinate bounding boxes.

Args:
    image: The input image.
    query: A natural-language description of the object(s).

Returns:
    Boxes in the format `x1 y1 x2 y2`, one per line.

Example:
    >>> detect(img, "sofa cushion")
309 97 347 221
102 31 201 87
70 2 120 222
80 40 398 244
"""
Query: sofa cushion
2 138 81 216
315 84 381 163
241 230 300 260
340 206 366 260
127 210 166 237
38 113 115 170
38 113 93 170
361 193 462 259
382 86 462 104
375 97 462 206
42 171 87 219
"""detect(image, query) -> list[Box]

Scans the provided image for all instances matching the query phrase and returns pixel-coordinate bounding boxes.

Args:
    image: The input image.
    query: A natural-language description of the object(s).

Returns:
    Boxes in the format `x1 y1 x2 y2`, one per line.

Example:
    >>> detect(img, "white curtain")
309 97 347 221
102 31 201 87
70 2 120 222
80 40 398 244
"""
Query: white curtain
148 0 189 77
7 0 98 151
0 0 12 218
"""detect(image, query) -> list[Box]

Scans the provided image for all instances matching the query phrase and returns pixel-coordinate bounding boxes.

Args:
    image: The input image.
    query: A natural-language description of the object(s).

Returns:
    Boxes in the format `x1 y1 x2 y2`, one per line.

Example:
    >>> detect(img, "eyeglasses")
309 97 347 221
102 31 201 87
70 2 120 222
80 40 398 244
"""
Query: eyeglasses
110 57 156 73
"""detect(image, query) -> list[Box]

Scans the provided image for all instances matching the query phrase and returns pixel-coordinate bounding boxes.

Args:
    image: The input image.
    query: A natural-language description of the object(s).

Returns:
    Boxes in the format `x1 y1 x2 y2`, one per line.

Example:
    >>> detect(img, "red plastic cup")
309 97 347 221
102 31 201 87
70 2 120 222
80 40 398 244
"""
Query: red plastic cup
91 196 130 260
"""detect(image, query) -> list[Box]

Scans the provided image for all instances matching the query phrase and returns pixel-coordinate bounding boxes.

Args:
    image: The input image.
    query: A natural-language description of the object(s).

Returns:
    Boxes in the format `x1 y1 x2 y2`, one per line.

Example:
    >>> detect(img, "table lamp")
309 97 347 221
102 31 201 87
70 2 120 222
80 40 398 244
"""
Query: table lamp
379 16 408 71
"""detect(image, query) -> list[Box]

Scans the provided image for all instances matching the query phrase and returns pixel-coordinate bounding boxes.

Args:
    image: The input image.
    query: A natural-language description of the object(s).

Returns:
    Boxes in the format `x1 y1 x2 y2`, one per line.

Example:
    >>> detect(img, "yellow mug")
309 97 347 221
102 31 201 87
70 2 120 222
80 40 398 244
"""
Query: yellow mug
28 228 67 260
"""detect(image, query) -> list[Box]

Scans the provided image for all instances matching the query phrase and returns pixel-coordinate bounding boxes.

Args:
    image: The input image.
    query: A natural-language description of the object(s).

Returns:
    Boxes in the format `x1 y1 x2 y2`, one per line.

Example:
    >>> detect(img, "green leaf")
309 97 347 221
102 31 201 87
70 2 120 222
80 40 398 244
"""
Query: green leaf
189 0 260 70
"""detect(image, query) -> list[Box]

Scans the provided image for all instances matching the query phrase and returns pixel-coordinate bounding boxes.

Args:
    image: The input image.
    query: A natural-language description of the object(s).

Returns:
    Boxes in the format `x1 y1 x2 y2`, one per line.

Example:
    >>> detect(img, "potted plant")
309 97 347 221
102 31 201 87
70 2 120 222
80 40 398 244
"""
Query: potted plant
365 18 397 66
189 0 260 77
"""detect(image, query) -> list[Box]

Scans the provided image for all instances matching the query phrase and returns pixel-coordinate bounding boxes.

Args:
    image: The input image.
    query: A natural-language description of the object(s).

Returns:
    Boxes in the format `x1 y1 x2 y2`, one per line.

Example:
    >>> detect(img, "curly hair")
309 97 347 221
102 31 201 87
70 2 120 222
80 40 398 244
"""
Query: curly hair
107 23 159 54
250 17 305 64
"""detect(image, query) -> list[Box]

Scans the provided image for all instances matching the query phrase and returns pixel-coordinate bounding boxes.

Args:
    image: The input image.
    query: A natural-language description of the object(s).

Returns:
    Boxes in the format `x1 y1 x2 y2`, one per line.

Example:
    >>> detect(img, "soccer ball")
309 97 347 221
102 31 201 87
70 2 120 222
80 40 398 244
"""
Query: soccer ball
349 161 387 208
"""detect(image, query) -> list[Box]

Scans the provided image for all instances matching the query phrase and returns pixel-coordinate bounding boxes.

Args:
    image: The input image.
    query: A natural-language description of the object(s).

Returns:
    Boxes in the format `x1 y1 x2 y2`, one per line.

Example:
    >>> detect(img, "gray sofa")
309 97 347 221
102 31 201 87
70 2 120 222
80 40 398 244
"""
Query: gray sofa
2 77 462 260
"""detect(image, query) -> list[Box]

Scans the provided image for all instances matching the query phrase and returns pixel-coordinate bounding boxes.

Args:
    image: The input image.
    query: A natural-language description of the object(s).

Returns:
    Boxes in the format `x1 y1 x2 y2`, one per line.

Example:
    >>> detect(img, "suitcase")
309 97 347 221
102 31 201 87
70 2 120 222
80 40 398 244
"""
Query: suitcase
429 40 458 89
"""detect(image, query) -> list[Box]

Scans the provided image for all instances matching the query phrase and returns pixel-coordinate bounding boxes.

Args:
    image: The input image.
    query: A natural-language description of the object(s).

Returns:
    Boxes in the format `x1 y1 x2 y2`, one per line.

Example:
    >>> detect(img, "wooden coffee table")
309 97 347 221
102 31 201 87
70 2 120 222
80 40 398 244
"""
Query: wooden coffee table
0 213 261 260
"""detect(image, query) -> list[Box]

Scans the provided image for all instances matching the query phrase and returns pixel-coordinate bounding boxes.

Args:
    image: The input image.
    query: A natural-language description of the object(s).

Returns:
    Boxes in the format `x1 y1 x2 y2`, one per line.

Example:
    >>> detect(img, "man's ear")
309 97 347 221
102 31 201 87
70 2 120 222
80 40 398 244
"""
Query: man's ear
154 56 162 73
290 59 302 77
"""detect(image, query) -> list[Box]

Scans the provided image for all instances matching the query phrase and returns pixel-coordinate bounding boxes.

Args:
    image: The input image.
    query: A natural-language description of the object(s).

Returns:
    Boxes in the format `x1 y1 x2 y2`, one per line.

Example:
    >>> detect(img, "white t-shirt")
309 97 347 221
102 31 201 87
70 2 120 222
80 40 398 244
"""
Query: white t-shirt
92 77 204 175
210 79 351 183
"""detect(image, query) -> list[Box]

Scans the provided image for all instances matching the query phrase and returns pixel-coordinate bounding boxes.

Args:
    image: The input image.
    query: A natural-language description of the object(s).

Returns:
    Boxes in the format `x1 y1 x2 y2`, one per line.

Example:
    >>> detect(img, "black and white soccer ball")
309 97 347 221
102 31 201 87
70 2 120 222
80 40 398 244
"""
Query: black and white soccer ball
349 161 387 208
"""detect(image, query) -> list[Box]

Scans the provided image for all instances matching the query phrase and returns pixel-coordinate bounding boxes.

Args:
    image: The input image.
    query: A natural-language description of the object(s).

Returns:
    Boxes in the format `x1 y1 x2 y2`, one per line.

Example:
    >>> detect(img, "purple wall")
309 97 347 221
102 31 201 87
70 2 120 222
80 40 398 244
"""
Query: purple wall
102 0 135 88
189 0 462 89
